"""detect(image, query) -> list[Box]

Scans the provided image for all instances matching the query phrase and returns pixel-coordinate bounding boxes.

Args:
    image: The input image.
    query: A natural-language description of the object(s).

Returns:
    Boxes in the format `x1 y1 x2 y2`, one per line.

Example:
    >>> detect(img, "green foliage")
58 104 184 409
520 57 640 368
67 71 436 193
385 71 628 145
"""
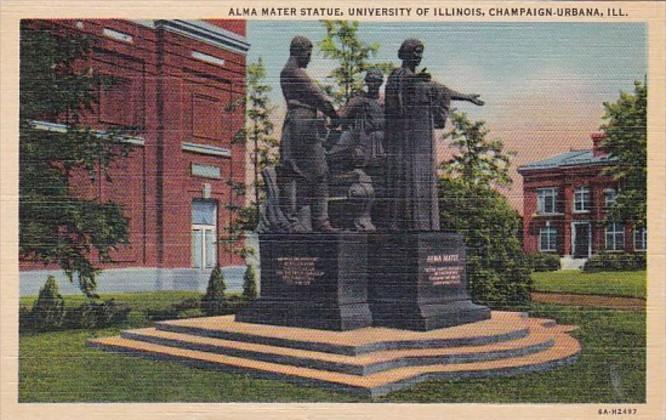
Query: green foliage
601 80 647 226
317 20 394 106
20 23 134 298
22 277 129 331
439 178 532 307
201 266 227 316
528 252 561 272
442 111 515 187
30 276 66 331
583 252 646 272
146 296 204 321
64 299 131 329
243 265 258 300
246 57 279 226
439 111 528 306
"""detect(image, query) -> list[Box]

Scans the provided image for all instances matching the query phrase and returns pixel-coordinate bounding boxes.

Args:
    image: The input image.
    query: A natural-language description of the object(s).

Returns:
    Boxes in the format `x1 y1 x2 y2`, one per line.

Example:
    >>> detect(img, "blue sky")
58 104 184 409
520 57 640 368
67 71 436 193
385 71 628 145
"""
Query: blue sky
246 21 646 209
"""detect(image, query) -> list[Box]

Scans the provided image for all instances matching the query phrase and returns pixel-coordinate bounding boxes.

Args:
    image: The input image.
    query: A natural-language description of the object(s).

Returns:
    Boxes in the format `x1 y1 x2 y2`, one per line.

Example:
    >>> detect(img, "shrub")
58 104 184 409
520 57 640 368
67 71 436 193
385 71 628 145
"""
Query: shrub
583 252 646 272
146 296 203 321
242 265 258 300
19 305 34 332
439 178 533 308
30 275 65 331
64 299 130 329
529 253 561 272
201 265 226 316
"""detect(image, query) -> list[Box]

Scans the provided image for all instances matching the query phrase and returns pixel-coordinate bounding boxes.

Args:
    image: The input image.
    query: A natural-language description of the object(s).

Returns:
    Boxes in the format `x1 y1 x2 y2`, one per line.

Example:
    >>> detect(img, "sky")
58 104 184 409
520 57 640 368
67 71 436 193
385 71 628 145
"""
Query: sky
246 22 647 212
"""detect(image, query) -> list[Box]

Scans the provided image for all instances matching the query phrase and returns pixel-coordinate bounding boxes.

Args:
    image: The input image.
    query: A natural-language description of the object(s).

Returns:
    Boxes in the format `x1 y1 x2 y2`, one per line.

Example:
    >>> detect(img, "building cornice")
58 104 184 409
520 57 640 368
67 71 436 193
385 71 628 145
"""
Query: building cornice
132 19 250 55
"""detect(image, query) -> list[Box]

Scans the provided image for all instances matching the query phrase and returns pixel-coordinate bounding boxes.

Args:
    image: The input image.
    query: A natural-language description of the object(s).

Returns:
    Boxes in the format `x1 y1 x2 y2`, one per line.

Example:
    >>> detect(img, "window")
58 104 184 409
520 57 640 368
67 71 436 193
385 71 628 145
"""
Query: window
573 186 591 212
634 227 647 251
537 188 557 214
604 188 617 208
605 223 625 251
192 200 217 269
539 222 557 252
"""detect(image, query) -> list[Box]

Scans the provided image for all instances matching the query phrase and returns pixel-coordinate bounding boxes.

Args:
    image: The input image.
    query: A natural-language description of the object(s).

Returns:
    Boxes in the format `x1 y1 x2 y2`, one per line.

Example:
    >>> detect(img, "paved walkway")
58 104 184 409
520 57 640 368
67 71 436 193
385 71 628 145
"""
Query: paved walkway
531 291 645 311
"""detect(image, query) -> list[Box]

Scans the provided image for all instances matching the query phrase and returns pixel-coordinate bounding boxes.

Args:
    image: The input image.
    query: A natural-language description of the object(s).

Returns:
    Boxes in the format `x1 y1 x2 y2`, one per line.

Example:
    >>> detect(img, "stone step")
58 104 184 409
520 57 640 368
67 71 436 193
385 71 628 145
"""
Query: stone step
120 323 559 376
154 311 531 356
88 326 580 398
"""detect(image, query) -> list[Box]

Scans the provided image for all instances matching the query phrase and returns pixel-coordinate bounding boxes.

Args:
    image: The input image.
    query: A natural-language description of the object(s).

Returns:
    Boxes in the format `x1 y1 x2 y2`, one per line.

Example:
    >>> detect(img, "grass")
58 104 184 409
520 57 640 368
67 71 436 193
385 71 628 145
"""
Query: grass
531 270 646 299
18 292 645 403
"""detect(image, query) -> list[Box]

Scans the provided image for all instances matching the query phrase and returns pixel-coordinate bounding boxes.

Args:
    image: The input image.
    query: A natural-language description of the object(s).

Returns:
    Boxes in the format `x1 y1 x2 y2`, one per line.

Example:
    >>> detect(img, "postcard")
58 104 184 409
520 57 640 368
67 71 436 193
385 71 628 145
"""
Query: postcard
1 1 664 419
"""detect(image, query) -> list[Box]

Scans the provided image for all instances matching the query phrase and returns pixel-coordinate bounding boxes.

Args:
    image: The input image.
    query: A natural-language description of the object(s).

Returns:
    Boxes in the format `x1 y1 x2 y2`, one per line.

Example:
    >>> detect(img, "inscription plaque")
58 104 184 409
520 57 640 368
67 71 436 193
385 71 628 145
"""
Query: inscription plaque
276 256 324 286
424 253 464 285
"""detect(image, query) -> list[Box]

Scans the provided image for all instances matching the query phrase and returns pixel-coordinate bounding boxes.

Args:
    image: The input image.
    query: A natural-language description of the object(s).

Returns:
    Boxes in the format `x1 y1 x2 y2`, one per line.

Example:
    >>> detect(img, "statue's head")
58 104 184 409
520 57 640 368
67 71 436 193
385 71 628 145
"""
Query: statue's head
290 35 313 68
364 68 384 91
398 38 424 68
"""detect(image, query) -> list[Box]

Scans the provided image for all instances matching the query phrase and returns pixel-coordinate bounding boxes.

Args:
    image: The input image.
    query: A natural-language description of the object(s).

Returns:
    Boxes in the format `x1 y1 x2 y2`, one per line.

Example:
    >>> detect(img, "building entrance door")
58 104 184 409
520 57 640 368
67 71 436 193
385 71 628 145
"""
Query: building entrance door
572 222 591 258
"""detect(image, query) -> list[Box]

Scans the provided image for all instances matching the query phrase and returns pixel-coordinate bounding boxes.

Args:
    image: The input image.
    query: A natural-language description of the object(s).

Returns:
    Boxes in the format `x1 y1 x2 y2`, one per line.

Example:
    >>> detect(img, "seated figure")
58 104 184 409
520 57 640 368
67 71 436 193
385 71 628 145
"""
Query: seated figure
326 69 386 232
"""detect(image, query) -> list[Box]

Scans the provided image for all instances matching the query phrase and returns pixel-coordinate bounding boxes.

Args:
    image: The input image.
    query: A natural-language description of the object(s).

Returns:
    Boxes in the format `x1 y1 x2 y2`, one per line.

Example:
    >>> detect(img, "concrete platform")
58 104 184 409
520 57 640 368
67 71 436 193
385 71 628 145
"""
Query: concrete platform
88 311 581 397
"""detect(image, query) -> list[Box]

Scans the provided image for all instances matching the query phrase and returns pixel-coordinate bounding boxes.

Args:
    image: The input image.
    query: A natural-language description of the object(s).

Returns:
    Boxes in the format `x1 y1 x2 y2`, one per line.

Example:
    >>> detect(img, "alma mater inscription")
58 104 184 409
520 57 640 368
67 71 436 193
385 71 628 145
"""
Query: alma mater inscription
424 253 464 285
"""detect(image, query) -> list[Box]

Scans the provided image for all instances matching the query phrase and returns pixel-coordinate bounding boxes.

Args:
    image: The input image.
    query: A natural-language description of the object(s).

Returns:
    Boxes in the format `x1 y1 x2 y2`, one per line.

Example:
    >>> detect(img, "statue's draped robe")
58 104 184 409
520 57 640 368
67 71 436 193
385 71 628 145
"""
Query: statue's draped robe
384 67 451 231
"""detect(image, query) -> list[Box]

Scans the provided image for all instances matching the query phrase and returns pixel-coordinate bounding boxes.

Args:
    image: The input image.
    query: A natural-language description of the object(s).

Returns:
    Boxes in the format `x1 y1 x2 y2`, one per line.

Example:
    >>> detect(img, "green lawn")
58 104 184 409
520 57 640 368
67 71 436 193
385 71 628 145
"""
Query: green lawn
18 291 646 403
531 270 646 299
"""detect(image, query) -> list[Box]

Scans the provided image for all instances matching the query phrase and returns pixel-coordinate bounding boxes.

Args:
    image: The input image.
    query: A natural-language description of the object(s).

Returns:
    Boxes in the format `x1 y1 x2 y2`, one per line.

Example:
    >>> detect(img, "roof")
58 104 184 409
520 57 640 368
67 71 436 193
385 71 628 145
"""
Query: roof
518 149 617 172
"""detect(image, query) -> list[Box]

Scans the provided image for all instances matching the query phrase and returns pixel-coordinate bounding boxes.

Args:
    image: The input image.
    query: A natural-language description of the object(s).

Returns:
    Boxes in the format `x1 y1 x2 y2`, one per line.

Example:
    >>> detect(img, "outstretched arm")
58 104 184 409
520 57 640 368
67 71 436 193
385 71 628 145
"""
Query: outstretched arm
424 75 484 106
445 86 484 106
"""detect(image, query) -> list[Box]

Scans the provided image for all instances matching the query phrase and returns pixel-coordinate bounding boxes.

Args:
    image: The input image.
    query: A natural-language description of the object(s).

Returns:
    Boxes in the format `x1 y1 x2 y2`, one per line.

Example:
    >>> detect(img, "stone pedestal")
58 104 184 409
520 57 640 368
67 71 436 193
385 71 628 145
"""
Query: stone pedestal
236 233 373 331
368 232 491 331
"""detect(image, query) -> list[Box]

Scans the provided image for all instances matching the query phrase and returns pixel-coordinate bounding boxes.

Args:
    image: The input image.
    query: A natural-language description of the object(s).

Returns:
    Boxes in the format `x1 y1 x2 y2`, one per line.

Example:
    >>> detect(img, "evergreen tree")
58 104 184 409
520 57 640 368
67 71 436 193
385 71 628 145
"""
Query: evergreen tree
601 80 647 226
246 57 279 223
317 20 394 106
201 265 226 316
442 111 515 187
242 264 258 300
19 22 134 298
31 275 66 331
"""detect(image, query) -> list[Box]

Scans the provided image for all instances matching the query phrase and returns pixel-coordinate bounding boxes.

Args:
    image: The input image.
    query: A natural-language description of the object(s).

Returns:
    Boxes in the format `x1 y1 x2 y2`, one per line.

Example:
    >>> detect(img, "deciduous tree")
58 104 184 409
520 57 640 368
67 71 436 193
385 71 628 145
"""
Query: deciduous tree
19 23 134 298
317 20 393 106
601 80 647 226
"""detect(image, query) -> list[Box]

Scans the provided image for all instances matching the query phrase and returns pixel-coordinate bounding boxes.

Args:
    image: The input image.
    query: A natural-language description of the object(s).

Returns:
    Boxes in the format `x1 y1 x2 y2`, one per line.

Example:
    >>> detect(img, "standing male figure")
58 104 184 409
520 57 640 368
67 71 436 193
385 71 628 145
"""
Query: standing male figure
383 38 484 231
277 35 339 232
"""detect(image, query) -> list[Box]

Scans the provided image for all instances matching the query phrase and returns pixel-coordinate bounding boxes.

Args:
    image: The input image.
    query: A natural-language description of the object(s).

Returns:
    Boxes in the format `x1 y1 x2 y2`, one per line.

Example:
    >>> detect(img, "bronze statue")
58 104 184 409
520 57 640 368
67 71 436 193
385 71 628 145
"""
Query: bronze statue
382 38 484 231
276 35 339 233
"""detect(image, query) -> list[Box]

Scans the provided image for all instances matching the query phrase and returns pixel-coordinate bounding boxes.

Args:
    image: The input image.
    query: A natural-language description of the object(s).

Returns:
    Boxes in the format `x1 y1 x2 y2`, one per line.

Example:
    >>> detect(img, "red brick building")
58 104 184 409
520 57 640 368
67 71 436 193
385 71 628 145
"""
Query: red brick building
20 19 249 295
518 133 646 263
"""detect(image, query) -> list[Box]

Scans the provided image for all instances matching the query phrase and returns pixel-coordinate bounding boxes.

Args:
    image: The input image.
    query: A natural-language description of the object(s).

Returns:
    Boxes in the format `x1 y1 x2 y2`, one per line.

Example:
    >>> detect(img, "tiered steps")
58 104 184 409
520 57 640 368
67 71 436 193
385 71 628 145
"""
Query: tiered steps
88 311 580 397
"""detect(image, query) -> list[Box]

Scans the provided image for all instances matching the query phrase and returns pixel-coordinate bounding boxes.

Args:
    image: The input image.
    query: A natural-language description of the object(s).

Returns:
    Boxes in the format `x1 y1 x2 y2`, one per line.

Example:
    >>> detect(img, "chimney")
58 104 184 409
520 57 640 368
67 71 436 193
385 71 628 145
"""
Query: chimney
591 132 608 157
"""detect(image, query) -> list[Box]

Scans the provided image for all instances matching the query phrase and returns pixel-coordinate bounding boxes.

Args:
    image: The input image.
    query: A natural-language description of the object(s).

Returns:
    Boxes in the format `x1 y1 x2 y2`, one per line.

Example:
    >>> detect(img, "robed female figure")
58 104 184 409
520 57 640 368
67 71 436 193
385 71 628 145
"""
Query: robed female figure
383 39 484 231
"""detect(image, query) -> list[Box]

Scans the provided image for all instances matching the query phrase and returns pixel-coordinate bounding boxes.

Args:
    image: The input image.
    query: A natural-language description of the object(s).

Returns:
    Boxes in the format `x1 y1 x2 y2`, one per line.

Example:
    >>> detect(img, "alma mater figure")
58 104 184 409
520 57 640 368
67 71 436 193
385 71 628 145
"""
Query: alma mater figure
383 38 484 231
